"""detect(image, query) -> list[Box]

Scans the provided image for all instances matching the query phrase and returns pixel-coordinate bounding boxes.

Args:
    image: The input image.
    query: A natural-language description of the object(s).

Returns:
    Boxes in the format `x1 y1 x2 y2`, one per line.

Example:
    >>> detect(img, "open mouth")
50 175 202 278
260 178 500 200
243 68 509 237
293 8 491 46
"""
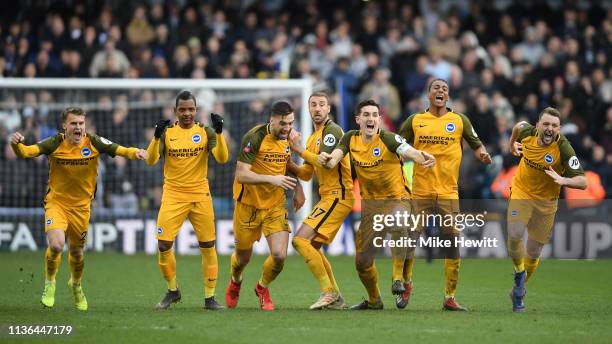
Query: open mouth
543 132 554 141
74 131 82 139
435 94 444 102
366 124 375 130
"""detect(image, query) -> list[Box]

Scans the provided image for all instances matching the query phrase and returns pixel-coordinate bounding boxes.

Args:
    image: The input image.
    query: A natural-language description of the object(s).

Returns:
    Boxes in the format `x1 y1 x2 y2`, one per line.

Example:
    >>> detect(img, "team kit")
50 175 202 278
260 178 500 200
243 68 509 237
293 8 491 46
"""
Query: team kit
9 79 586 314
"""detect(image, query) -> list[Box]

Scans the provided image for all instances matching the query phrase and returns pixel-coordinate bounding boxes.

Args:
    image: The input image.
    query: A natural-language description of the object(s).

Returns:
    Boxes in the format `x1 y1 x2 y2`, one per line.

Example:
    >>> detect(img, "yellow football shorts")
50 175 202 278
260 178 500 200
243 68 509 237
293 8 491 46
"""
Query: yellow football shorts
156 196 215 242
507 198 557 244
303 197 354 244
233 201 289 250
44 202 90 246
356 198 412 253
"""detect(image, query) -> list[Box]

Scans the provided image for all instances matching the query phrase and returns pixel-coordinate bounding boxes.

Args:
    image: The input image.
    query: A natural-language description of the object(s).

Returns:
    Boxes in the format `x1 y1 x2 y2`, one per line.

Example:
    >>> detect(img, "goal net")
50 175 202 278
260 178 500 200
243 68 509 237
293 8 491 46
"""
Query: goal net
0 78 316 254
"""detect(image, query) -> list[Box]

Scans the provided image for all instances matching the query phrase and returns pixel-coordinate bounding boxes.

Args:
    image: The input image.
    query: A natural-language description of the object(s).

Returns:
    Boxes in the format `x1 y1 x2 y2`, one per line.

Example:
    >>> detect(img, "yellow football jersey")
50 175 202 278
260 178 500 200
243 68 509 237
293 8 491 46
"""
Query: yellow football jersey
233 124 291 209
305 120 353 199
336 129 410 200
400 109 482 198
155 123 219 202
511 123 584 200
36 133 119 207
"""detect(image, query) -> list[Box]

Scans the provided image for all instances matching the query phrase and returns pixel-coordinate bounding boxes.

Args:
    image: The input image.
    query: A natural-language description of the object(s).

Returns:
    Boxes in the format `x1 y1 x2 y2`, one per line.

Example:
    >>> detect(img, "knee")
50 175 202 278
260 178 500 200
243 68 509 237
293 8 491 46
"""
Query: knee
235 251 251 265
69 247 83 258
158 240 174 252
355 256 372 272
199 240 216 249
48 243 63 254
526 245 542 259
270 252 286 265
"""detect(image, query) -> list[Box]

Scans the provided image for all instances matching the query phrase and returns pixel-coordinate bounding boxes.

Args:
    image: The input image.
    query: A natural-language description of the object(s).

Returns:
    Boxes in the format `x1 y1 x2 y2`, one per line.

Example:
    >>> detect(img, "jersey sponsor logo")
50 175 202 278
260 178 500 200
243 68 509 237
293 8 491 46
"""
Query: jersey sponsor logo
372 147 381 157
46 218 53 225
544 153 554 164
285 146 291 154
157 227 163 235
243 142 252 153
81 147 92 157
568 156 580 170
394 134 405 143
100 137 113 145
323 134 336 147
192 134 201 144
445 122 456 133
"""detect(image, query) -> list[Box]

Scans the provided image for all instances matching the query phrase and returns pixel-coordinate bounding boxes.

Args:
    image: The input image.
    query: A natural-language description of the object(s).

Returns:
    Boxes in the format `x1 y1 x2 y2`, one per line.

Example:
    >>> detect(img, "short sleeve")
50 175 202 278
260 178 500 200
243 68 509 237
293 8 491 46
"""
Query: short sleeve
559 136 584 178
89 133 119 156
379 129 405 152
399 115 415 143
458 113 482 150
319 123 344 154
237 128 264 164
205 126 217 151
516 122 536 142
336 130 356 156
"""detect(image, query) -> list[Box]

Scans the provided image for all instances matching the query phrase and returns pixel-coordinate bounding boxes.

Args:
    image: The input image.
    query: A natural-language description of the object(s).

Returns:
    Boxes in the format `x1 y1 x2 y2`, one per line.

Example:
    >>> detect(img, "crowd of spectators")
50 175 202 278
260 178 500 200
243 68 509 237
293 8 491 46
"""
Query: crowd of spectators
0 0 611 212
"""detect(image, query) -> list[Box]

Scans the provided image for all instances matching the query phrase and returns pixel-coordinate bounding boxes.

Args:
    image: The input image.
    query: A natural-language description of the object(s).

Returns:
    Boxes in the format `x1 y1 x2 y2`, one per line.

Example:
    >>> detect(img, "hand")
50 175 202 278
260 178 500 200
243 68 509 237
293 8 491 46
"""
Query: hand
10 132 24 145
269 175 297 190
419 151 436 168
292 184 305 211
135 149 148 160
288 130 303 153
511 142 523 157
318 152 332 166
210 113 224 134
477 151 492 164
154 119 171 139
545 166 566 186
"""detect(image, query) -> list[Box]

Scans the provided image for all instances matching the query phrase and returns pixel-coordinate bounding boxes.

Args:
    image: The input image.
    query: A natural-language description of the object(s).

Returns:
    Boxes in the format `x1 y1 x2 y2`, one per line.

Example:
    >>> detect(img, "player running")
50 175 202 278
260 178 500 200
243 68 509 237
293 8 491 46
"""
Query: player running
399 78 491 311
506 107 586 312
286 91 354 310
319 99 435 310
225 101 305 311
146 90 229 310
10 106 147 311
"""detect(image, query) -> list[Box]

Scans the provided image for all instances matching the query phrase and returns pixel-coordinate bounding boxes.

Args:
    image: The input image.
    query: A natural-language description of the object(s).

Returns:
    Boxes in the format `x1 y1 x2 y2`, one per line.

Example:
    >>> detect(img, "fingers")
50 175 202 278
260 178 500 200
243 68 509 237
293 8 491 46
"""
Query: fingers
136 150 148 160
280 176 297 190
11 132 24 144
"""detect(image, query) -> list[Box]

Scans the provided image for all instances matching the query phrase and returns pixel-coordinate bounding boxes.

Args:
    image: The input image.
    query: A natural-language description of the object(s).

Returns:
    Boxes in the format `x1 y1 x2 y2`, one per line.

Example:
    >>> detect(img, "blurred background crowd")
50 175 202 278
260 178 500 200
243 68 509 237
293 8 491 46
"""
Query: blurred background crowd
0 0 610 213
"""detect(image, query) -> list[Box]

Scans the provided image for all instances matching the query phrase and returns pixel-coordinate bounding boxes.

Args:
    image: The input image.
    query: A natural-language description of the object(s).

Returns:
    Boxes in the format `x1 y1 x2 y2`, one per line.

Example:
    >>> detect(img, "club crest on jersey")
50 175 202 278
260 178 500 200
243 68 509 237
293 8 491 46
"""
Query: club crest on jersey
46 219 53 225
372 147 381 157
511 210 518 217
544 153 554 164
192 133 201 144
446 122 456 133
285 146 290 154
81 147 92 157
157 227 163 235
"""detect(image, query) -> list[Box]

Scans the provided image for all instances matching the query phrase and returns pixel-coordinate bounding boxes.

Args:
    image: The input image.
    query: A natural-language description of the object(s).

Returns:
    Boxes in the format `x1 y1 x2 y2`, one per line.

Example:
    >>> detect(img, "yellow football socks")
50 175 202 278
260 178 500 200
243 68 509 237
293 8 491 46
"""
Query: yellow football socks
200 247 218 298
44 247 61 282
158 249 177 291
403 258 414 282
68 253 84 285
508 238 526 272
230 252 245 283
357 264 380 304
259 255 284 287
293 237 334 292
444 258 460 298
318 249 339 292
524 257 540 282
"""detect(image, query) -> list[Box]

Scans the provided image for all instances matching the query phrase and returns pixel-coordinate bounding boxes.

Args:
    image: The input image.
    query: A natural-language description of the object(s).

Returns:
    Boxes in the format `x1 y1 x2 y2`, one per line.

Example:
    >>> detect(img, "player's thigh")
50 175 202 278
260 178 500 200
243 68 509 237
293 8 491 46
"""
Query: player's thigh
411 198 436 235
66 206 91 248
507 199 533 238
189 198 216 243
435 198 461 236
306 198 353 245
233 202 263 250
156 200 191 241
266 230 289 259
261 203 290 238
527 211 556 245
355 203 384 255
44 203 68 233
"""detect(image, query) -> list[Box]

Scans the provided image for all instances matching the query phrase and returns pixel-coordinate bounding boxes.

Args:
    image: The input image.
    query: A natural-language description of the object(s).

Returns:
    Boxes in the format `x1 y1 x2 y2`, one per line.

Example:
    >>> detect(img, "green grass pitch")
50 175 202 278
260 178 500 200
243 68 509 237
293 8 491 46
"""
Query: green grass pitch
1 252 611 343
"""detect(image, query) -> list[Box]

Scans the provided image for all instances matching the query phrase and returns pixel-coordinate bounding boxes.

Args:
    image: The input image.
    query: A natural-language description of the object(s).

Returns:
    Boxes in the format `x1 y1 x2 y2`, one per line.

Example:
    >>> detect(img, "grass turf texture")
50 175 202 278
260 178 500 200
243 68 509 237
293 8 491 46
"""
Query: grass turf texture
1 252 611 343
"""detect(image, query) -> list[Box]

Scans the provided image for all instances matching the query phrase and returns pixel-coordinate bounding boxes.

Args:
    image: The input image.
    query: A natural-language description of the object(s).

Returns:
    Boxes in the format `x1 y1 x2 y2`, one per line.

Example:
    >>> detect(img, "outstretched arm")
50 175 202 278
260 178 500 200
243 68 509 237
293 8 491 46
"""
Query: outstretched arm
287 160 314 181
10 132 42 158
319 148 345 169
116 146 147 160
146 136 161 165
235 161 297 190
545 166 587 190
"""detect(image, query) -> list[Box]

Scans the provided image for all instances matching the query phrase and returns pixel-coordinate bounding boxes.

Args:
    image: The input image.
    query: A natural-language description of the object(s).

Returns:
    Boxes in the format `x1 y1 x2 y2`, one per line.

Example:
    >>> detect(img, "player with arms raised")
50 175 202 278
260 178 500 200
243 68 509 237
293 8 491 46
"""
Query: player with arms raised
225 101 305 311
10 107 147 311
507 107 586 312
146 90 229 310
286 91 354 310
320 99 435 310
399 79 491 311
